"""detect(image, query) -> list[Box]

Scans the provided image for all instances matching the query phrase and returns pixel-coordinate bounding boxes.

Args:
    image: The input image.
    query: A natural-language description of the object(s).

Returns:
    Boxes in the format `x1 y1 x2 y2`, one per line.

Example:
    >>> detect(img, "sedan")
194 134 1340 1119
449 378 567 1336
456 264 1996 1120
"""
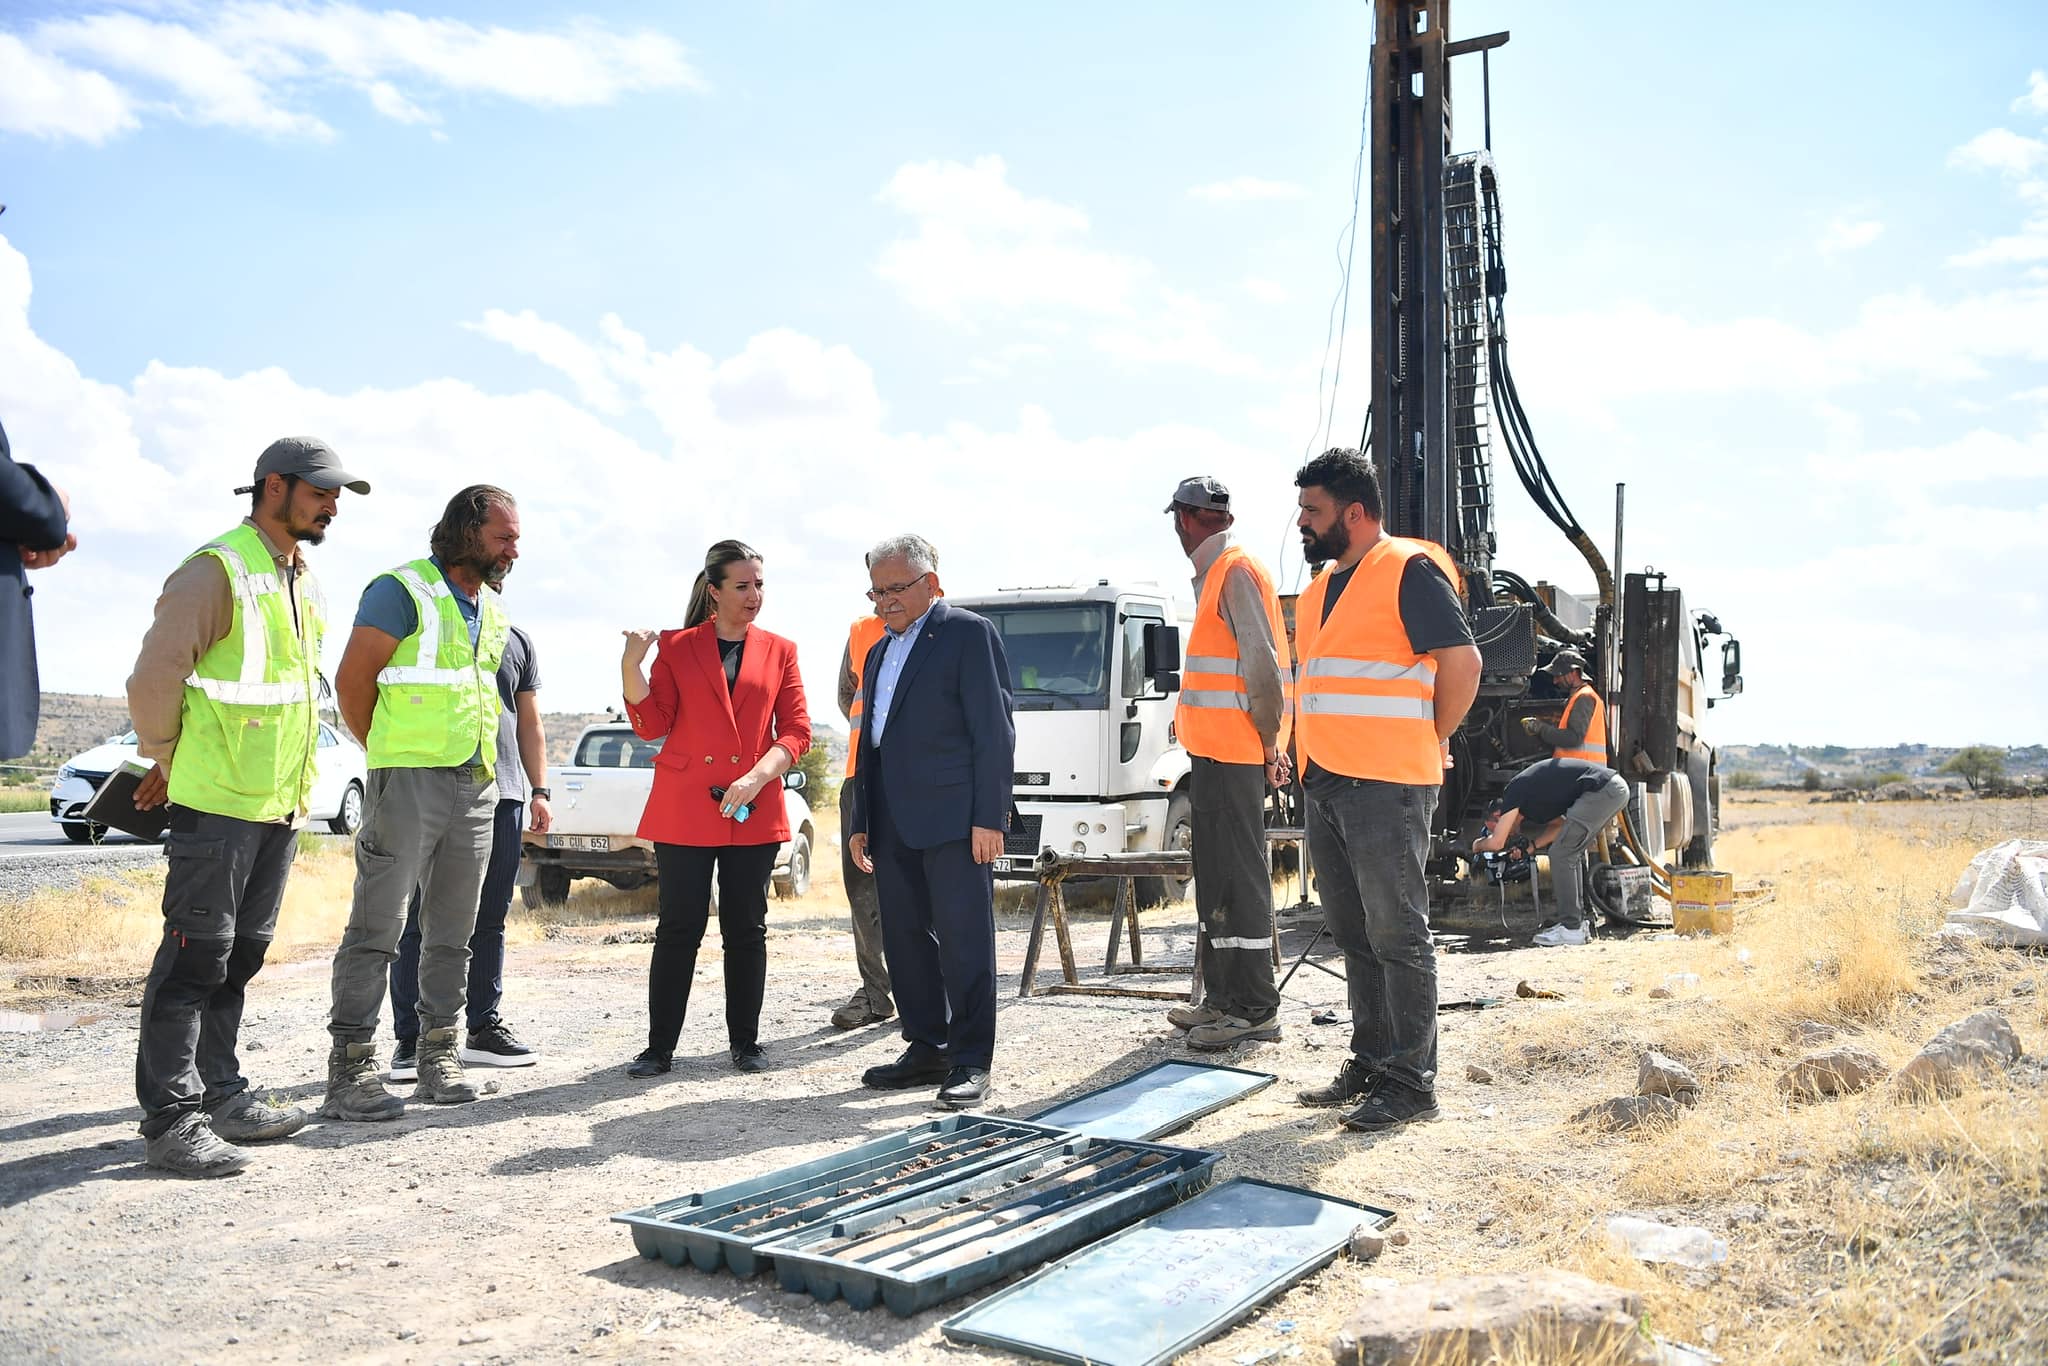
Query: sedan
50 724 368 843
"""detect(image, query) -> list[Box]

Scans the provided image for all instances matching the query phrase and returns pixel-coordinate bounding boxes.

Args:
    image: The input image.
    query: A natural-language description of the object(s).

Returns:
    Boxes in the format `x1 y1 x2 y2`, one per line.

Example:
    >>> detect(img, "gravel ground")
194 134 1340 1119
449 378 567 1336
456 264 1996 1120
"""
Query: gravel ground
0 841 164 899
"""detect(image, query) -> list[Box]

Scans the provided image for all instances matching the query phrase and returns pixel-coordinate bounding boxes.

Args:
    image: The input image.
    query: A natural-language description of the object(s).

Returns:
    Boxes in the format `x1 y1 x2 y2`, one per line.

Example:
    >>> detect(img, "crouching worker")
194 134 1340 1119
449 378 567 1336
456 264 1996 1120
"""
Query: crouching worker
126 438 370 1175
1474 756 1630 947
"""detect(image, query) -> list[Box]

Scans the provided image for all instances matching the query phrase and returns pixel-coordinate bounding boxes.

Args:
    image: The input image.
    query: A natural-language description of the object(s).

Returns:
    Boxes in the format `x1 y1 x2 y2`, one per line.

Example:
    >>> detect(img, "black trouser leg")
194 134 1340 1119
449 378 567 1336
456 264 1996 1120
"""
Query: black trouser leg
466 799 525 1028
647 843 716 1054
714 843 778 1050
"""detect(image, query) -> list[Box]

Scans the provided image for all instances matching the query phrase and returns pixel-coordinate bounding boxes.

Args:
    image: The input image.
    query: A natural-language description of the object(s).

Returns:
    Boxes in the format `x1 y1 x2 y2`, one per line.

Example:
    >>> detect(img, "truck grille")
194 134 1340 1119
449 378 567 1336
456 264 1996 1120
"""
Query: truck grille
1004 814 1042 857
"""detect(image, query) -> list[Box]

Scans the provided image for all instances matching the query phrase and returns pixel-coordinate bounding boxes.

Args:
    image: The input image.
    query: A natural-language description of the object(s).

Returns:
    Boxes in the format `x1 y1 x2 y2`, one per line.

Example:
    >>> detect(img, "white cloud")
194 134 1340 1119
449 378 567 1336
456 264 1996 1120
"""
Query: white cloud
1818 217 1883 258
1949 127 2048 178
9 3 700 143
0 33 136 143
1241 276 1291 303
464 308 628 414
1093 289 1266 379
874 156 1145 323
2013 70 2048 117
1186 177 1306 203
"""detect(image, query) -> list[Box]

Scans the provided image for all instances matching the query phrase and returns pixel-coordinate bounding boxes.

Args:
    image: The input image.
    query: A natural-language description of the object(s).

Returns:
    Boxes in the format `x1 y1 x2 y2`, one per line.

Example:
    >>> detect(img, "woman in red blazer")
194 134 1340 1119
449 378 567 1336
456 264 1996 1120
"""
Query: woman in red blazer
619 539 812 1077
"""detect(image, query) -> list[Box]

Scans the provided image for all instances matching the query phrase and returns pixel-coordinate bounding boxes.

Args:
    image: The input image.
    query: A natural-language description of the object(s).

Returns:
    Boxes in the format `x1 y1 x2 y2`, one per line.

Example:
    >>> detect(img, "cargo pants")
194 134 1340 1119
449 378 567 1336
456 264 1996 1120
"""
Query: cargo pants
1189 755 1279 1022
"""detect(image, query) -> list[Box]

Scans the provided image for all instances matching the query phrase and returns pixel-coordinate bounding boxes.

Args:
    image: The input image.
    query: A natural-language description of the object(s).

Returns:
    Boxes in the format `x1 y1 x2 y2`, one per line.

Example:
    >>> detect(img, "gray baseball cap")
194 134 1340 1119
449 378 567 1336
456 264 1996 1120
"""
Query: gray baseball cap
1164 474 1231 513
236 437 370 496
1545 649 1588 677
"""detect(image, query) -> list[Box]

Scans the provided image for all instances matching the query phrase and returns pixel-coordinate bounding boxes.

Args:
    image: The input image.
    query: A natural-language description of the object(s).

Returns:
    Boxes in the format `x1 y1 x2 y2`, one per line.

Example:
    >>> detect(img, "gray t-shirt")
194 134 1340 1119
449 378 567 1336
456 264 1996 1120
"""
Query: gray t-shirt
493 625 541 801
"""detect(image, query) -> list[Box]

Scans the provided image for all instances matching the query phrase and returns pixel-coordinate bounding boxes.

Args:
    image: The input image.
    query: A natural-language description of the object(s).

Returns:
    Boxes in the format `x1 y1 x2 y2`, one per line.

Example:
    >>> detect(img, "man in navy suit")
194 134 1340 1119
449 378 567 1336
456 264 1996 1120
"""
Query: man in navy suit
848 533 1016 1109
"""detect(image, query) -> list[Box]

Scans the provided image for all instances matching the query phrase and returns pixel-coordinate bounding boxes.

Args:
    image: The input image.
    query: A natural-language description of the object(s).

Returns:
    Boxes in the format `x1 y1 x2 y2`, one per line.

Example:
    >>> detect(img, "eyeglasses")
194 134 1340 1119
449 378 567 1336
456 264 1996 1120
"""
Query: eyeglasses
866 573 931 603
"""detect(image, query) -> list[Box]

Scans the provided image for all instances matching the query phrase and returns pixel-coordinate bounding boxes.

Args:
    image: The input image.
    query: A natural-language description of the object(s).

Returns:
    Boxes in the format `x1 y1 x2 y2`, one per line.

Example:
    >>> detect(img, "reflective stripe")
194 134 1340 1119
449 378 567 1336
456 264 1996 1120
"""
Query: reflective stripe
1179 689 1251 712
1299 657 1436 683
392 565 446 672
377 665 471 686
1210 935 1273 951
1183 654 1243 675
1299 693 1435 720
183 675 312 705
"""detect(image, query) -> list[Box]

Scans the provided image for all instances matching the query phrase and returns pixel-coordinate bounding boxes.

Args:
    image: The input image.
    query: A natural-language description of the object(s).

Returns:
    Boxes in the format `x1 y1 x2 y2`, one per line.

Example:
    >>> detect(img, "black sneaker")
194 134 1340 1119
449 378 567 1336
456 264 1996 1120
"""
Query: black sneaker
1340 1082 1441 1132
1297 1058 1378 1108
731 1043 767 1073
626 1049 672 1079
462 1020 538 1068
388 1037 418 1082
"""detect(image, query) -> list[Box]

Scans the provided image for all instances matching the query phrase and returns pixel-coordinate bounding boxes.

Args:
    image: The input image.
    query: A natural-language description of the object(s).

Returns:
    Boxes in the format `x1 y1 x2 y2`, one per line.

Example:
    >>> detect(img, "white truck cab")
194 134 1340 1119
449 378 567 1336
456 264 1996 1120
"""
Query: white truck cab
950 581 1192 903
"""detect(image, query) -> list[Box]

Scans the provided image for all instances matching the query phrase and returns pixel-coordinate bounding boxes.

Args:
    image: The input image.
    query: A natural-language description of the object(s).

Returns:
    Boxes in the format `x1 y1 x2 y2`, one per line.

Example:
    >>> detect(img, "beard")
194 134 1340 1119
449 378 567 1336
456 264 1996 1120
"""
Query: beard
288 516 330 546
476 552 513 588
1300 518 1350 568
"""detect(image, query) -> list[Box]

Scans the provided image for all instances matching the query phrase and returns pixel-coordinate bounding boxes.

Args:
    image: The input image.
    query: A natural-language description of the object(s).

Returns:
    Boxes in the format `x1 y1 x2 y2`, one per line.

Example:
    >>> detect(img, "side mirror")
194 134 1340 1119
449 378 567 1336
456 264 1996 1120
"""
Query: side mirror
782 770 807 791
1720 639 1743 698
1142 622 1182 694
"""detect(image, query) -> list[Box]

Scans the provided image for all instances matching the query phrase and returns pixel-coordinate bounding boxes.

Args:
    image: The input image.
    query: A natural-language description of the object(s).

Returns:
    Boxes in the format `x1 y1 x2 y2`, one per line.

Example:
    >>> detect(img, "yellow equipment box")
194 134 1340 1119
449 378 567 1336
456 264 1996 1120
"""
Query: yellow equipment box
1672 869 1735 935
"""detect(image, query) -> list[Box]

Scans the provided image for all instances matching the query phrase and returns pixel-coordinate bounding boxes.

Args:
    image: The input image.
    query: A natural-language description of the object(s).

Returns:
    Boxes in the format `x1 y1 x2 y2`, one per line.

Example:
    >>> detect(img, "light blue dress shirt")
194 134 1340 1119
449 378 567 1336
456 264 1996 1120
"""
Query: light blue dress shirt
868 603 934 741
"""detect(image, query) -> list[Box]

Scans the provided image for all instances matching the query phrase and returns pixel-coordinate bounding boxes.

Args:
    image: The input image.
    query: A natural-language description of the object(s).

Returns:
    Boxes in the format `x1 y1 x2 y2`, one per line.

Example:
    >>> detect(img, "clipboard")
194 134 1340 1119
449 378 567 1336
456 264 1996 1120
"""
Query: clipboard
79 761 171 841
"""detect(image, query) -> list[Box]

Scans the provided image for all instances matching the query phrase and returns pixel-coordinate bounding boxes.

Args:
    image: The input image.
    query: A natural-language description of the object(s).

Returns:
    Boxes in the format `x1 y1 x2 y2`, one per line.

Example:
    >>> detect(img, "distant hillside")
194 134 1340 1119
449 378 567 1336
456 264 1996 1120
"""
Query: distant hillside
15 695 848 782
1721 742 2048 788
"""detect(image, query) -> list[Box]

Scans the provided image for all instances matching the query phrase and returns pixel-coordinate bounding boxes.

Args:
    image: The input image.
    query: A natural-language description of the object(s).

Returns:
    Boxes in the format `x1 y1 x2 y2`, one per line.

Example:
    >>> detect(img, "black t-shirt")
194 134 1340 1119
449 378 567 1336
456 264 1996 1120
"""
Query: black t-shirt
717 636 744 692
1499 758 1615 824
1304 551 1476 791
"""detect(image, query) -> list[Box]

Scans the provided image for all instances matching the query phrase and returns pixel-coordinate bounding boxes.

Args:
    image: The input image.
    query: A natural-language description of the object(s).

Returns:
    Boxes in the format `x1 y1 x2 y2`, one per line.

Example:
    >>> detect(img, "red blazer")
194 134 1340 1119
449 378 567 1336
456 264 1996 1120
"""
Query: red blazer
625 623 812 847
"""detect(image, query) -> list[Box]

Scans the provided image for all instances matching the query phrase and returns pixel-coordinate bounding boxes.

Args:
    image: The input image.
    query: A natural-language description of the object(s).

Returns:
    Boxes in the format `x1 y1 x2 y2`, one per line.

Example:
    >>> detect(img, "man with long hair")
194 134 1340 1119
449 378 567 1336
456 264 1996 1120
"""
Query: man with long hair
322 485 519 1121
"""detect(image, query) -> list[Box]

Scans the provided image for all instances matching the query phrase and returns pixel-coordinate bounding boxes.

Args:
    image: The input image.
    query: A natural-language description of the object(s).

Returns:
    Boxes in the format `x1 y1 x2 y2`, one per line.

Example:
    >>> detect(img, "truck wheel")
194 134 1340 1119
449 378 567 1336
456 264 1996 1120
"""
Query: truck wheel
521 865 572 910
1136 790 1193 908
1680 749 1715 869
774 831 812 900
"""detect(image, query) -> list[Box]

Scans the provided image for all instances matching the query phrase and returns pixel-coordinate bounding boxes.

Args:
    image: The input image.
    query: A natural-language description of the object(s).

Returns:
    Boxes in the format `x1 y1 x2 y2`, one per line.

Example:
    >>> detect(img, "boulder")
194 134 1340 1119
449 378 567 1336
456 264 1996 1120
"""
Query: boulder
1329 1269 1658 1366
1464 1064 1494 1084
1895 1009 2024 1099
1637 1051 1701 1105
1779 1044 1888 1100
1572 1095 1683 1132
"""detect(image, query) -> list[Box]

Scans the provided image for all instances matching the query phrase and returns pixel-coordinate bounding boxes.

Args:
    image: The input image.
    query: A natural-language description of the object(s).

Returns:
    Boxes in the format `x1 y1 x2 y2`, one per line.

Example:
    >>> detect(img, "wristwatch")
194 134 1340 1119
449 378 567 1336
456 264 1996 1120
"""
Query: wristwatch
529 787 552 800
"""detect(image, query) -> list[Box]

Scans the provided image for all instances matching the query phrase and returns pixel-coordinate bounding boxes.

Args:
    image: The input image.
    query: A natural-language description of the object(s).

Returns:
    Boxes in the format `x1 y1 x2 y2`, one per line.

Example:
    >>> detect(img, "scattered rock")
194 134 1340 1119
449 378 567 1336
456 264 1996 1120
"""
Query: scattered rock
396 1330 419 1342
1349 1226 1386 1262
2012 978 2037 998
1387 1229 1411 1247
1779 1045 1887 1100
1724 1204 1766 1226
1515 980 1563 1000
457 1330 492 1346
601 929 656 945
1464 1064 1493 1084
1637 1051 1701 1105
1329 1269 1659 1366
1794 1020 1840 1046
1572 1095 1683 1133
1647 987 1673 1000
331 1257 354 1271
1895 1009 2024 1099
1475 1211 1499 1230
1612 981 1634 996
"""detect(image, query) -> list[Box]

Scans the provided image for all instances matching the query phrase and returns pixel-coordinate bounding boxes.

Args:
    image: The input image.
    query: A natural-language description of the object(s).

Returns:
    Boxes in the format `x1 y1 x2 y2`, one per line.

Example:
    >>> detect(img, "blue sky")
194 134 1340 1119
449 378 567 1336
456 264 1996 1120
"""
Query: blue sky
3 1 2046 745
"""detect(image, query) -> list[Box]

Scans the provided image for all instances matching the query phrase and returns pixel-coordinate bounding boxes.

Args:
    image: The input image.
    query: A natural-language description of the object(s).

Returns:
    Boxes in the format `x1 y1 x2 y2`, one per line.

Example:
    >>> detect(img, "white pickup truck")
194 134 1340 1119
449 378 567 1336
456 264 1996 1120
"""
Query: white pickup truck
520 722 815 909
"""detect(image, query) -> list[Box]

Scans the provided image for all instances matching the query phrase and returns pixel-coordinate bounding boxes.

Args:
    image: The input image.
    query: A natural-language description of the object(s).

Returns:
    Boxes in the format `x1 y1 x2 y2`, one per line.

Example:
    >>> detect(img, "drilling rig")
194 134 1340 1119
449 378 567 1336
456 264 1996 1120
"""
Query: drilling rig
1352 0 1744 914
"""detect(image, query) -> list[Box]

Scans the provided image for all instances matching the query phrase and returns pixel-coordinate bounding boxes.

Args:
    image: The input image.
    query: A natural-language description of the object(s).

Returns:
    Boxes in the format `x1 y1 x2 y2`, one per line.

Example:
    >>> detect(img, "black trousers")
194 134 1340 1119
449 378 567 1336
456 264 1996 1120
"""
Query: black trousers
646 841 777 1054
135 807 297 1138
868 761 998 1070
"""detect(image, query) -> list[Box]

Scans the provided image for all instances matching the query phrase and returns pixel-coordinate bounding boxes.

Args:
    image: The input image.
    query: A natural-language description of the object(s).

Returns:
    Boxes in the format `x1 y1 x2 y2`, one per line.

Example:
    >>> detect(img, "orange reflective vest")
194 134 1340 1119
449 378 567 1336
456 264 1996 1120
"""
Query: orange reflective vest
843 614 887 778
1176 546 1293 764
1294 536 1462 786
1554 683 1609 764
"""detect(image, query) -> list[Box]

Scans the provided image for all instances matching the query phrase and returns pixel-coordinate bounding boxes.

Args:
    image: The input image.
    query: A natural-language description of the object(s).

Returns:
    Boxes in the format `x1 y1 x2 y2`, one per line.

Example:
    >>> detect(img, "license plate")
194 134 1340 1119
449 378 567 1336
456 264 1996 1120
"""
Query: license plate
548 834 609 852
996 855 1028 873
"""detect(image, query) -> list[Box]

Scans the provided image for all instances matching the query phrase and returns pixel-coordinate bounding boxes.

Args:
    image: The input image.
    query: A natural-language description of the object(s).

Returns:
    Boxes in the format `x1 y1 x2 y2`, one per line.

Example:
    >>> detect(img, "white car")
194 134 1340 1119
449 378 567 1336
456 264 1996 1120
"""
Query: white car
49 724 369 844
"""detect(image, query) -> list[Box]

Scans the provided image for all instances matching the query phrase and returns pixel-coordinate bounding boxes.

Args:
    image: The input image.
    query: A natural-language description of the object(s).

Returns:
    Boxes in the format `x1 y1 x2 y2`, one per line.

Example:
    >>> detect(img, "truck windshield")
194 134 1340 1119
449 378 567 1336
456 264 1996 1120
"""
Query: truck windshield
979 604 1112 709
573 730 663 768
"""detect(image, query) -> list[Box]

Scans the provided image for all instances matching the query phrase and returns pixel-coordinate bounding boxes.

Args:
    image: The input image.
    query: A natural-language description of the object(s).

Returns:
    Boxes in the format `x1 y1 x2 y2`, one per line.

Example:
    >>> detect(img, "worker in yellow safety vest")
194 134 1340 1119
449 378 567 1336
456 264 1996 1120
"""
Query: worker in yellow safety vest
124 437 370 1177
1288 447 1482 1134
831 607 894 1028
1160 475 1294 1052
324 485 518 1122
1523 649 1608 763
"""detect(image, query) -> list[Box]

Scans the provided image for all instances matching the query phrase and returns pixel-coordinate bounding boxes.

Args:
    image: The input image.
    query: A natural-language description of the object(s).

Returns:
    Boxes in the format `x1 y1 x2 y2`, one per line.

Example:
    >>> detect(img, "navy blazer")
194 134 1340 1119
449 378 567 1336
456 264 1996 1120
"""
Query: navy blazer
849 597 1016 850
0 421 70 759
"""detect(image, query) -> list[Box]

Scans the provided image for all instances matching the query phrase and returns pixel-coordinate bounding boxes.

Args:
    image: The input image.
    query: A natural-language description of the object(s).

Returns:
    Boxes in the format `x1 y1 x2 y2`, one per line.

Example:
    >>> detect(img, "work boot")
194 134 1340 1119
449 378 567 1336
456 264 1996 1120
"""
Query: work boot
144 1111 251 1178
208 1090 307 1143
1340 1081 1441 1132
830 992 893 1029
1187 1013 1282 1052
321 1041 406 1122
414 1027 480 1105
1166 1003 1227 1031
1297 1057 1379 1108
